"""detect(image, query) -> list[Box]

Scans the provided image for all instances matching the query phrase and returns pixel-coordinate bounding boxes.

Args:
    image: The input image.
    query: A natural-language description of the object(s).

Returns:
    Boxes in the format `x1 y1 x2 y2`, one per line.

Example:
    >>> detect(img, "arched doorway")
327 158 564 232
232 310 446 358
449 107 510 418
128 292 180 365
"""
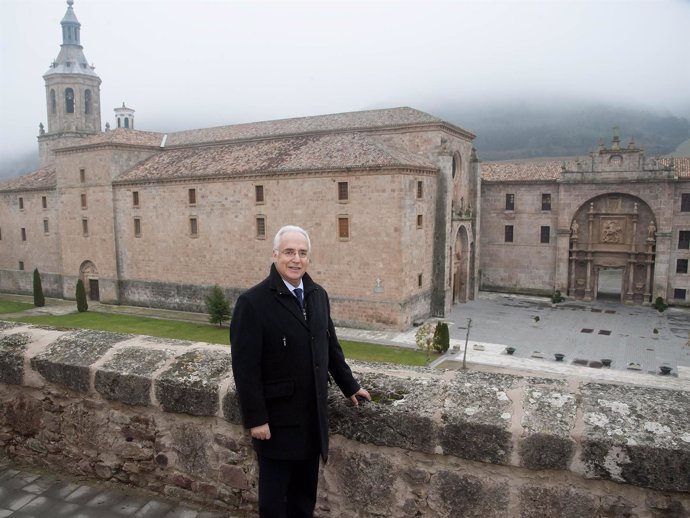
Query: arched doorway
79 260 100 302
453 226 470 303
568 194 656 304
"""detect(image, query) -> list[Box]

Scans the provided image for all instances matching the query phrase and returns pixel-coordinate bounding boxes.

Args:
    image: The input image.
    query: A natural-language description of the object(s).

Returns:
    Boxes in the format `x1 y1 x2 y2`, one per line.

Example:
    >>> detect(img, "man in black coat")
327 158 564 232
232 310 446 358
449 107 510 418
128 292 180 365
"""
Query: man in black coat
230 225 370 518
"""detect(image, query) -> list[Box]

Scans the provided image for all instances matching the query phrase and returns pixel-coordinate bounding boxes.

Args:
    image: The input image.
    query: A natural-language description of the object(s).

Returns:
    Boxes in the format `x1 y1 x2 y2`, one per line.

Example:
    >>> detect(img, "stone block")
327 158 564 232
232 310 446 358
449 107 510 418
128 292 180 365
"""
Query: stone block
0 332 31 385
219 464 250 490
30 330 130 392
328 370 439 454
519 486 597 518
581 383 690 492
428 469 510 517
440 371 516 464
156 348 231 416
95 347 174 406
519 385 577 469
221 388 243 425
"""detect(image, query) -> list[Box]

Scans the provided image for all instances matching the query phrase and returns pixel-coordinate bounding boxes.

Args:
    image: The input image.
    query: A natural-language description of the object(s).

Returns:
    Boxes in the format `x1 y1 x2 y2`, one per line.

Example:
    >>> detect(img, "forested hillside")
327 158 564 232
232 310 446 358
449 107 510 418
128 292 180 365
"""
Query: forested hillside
440 101 690 161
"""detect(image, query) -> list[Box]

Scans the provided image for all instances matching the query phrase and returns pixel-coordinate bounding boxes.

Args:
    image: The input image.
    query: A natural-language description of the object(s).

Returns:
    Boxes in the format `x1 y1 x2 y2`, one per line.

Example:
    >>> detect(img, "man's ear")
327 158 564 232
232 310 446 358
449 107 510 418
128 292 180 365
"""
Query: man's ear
272 249 278 261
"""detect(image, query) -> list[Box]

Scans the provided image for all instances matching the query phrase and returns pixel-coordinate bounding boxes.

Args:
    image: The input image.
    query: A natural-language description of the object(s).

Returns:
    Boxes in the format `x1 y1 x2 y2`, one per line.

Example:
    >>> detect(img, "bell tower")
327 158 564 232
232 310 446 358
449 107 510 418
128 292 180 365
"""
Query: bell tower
39 0 102 165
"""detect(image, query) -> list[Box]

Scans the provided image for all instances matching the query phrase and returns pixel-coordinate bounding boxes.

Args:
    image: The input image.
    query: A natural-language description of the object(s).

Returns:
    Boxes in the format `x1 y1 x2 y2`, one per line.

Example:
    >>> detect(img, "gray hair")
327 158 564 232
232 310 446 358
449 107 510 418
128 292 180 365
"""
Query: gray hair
273 225 311 254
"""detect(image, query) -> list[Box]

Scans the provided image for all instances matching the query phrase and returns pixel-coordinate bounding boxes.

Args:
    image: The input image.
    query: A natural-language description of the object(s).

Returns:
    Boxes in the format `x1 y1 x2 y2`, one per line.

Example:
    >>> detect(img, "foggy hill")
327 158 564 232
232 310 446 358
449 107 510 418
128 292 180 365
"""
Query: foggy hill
437 100 690 161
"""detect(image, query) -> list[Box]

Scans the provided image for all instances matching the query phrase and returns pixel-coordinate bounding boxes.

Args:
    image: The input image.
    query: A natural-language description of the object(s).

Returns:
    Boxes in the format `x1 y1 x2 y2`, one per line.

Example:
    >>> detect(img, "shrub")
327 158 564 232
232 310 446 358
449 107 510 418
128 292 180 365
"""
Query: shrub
206 285 230 326
433 321 450 353
653 296 668 313
33 268 45 307
551 290 565 304
76 279 88 313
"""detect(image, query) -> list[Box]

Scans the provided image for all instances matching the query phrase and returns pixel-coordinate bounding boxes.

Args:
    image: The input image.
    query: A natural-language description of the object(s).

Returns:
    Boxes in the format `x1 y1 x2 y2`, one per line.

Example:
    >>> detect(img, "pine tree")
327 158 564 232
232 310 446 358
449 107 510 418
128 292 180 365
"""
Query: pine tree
76 279 88 313
433 321 450 353
33 268 45 307
206 285 230 326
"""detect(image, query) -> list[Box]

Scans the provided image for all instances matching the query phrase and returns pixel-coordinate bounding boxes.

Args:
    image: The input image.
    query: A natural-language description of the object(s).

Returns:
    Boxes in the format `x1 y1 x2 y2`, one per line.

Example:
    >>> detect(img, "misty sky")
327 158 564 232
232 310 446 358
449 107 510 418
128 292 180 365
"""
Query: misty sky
1 0 689 160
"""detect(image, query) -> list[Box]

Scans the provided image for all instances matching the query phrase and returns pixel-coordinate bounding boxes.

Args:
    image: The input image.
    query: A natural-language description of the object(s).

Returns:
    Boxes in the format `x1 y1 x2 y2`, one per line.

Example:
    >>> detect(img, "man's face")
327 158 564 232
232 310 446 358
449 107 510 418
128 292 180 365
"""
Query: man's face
273 231 310 287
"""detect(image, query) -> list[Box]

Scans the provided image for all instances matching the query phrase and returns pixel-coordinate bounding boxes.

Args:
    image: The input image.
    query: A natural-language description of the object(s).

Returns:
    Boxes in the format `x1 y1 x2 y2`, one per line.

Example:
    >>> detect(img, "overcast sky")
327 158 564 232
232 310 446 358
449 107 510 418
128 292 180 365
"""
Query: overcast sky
1 0 689 160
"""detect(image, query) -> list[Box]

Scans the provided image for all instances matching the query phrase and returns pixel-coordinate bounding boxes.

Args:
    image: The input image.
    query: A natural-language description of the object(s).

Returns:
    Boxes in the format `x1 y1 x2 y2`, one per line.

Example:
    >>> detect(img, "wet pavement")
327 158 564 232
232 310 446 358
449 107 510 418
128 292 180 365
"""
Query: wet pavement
1 291 689 516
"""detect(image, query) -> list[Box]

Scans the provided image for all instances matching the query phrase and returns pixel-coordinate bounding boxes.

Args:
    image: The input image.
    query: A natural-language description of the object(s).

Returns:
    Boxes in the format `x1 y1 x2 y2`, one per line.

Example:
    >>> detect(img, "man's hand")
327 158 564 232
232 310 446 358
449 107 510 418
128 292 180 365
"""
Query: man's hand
350 388 371 406
250 423 271 440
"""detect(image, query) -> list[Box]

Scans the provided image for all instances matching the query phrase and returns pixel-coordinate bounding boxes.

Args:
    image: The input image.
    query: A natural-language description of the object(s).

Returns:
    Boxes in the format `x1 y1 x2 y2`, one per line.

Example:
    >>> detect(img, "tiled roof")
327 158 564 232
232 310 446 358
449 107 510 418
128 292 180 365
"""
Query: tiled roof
58 129 164 150
481 157 690 182
0 165 56 192
658 157 690 177
481 159 568 182
164 107 470 147
114 133 436 184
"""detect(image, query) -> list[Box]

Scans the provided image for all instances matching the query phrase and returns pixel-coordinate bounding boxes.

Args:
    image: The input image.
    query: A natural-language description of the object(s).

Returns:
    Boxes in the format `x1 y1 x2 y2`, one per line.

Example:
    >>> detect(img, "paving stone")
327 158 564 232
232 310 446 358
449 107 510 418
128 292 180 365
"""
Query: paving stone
63 484 103 504
85 489 126 508
22 475 59 494
41 480 81 499
110 494 150 515
133 500 175 518
163 507 200 518
0 489 37 510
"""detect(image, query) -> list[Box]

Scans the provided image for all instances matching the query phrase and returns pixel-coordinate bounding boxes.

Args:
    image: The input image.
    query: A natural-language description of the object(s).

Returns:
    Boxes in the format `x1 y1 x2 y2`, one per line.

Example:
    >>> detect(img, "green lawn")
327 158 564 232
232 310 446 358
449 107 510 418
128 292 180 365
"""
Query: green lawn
0 299 35 314
8 312 230 345
6 307 428 366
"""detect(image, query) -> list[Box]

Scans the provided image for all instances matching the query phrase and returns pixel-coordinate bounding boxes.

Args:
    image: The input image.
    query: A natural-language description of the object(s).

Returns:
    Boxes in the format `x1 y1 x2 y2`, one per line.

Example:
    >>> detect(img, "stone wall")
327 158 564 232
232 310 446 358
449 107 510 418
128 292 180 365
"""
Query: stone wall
0 321 688 517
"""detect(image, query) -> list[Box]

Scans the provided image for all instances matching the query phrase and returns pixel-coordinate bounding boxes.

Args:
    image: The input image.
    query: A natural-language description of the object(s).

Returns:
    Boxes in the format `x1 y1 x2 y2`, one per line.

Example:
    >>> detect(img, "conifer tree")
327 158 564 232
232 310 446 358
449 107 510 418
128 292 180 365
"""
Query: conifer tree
206 285 230 326
33 268 45 307
76 279 88 313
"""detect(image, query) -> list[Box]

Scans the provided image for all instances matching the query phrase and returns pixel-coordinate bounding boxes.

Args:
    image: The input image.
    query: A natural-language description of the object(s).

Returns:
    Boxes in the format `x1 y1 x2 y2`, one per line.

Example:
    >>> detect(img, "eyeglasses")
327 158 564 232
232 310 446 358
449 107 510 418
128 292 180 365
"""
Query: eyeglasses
280 248 309 259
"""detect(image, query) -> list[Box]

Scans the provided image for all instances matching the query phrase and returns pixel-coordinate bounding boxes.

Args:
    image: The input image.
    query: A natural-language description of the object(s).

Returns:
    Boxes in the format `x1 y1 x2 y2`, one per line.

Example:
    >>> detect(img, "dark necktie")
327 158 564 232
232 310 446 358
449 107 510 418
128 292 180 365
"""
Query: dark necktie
294 288 304 309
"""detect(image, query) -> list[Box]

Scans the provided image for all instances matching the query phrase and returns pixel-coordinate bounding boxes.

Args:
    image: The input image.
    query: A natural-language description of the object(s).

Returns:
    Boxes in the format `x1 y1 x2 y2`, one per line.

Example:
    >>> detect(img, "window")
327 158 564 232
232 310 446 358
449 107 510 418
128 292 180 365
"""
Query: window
19 261 24 271
0 228 2 240
19 197 24 210
134 218 141 237
84 89 92 114
540 226 550 244
418 274 423 287
80 168 85 183
338 182 349 202
674 288 687 300
541 193 551 211
132 191 139 207
190 217 198 237
50 89 56 114
338 216 350 240
188 188 196 205
82 218 88 236
417 214 423 228
65 88 74 113
43 219 49 234
677 259 688 274
682 194 690 212
505 193 515 211
255 185 264 204
124 117 130 129
81 193 87 209
42 196 47 209
504 225 514 243
256 216 266 239
679 231 690 250
21 228 26 241
417 181 423 199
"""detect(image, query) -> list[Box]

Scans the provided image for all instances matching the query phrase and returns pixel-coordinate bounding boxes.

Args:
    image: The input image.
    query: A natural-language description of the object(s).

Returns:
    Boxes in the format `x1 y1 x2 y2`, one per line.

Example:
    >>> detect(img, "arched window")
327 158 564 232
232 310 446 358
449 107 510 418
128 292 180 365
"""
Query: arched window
84 90 91 114
117 118 121 128
50 89 56 114
65 88 74 113
124 117 129 128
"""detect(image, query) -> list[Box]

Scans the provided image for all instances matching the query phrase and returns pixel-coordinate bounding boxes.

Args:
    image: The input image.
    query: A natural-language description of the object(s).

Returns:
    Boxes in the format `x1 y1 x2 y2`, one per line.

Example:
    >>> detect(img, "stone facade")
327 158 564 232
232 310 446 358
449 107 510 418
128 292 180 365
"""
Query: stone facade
480 139 690 306
1 323 689 517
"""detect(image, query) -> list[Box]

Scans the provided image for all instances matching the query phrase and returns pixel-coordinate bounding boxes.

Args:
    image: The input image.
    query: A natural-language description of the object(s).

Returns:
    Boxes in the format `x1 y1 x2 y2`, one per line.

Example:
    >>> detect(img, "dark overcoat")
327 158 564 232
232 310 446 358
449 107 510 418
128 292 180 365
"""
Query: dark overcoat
230 264 360 461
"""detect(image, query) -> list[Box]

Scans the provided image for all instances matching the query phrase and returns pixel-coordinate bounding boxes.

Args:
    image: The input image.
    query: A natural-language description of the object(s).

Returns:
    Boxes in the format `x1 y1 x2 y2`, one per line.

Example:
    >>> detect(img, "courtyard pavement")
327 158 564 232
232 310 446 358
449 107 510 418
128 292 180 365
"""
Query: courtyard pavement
1 291 690 516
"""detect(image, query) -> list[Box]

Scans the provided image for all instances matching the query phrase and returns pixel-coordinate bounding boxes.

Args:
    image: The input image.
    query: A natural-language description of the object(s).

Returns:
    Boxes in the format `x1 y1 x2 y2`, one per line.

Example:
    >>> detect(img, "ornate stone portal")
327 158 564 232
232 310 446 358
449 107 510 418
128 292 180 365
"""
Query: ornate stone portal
568 194 656 304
